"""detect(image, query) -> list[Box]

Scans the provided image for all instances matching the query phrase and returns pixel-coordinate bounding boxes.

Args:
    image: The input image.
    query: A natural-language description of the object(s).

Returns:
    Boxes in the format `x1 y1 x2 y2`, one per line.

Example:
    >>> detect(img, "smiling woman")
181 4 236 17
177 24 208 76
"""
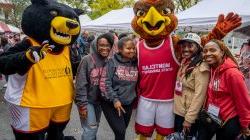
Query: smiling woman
174 33 209 138
75 33 114 140
203 39 237 68
198 39 250 140
99 36 137 140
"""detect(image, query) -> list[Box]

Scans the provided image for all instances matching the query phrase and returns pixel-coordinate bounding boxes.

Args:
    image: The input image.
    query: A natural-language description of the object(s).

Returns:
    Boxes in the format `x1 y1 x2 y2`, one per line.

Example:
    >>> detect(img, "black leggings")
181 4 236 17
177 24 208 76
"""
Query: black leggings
13 121 69 140
101 100 133 140
198 116 241 140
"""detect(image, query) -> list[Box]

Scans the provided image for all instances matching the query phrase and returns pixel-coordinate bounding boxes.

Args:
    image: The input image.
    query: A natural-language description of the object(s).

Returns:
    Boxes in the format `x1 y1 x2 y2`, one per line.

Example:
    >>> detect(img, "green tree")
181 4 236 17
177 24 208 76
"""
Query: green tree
58 0 84 9
58 0 94 14
8 0 30 27
174 0 201 13
89 0 134 19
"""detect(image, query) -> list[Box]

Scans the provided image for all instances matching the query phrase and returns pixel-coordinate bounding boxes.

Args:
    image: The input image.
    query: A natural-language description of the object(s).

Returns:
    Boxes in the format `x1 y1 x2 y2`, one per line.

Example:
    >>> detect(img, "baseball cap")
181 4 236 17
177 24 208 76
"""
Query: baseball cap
178 33 201 48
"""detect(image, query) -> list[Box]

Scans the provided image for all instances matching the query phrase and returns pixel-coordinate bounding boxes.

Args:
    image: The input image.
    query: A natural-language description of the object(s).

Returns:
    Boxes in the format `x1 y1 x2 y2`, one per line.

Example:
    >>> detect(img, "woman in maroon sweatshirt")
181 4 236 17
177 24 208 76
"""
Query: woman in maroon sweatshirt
198 39 250 140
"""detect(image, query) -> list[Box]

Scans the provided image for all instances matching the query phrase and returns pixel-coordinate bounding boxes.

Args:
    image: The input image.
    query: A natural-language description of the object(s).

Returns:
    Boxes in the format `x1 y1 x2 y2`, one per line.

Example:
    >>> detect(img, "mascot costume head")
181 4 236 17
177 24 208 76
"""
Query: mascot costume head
22 0 83 50
131 0 178 47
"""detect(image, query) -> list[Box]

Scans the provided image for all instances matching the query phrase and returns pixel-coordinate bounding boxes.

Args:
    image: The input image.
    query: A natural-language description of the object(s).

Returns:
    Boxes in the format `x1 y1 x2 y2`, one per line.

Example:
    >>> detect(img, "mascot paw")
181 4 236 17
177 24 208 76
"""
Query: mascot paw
215 12 242 34
26 40 55 63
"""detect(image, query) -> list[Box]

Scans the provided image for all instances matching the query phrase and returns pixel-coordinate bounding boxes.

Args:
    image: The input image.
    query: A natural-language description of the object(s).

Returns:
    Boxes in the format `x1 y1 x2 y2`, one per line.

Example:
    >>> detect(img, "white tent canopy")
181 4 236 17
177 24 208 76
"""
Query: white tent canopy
82 8 134 32
0 21 21 33
79 14 92 27
177 0 250 32
7 24 21 33
82 0 250 34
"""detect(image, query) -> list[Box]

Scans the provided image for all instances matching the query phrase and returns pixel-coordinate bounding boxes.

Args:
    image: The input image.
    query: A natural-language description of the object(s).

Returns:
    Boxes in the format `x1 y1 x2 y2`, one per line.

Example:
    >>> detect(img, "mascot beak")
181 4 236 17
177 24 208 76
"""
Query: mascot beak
142 7 164 27
139 6 171 36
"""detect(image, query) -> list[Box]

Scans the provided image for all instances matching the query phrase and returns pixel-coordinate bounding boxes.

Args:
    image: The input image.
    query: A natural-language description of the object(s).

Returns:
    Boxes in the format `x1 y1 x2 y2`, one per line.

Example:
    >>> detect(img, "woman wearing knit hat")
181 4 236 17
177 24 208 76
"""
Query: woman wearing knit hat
74 33 114 140
174 33 210 138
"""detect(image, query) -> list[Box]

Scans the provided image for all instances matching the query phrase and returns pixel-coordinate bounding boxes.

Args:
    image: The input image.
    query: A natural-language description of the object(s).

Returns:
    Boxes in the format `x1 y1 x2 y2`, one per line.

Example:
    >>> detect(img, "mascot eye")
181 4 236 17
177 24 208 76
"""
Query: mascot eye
162 8 171 15
136 10 145 17
50 10 58 17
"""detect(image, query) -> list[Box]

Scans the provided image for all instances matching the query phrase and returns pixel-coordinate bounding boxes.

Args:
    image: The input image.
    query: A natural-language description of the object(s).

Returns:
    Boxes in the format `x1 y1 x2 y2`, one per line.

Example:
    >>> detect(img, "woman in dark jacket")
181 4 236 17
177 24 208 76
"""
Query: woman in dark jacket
99 37 138 140
75 33 114 140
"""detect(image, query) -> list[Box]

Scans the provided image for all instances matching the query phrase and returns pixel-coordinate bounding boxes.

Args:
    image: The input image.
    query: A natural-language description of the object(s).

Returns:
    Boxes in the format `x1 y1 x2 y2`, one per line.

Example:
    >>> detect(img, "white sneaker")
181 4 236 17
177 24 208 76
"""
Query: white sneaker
3 83 7 88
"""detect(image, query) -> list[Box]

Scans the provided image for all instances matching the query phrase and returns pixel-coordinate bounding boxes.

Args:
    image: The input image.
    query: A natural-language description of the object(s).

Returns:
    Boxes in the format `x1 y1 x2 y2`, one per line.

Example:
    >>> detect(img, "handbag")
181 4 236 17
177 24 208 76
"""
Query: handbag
198 108 222 127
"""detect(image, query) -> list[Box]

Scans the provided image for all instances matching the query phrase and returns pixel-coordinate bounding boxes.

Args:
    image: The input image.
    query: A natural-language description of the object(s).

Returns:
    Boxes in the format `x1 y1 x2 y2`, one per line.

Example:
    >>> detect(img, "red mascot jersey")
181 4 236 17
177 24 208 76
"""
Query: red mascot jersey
137 37 179 101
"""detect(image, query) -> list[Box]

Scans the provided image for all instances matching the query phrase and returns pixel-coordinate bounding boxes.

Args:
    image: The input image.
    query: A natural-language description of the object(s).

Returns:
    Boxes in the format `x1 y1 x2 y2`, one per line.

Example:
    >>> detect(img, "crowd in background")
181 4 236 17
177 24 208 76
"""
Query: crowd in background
0 32 21 87
239 39 250 93
0 30 249 140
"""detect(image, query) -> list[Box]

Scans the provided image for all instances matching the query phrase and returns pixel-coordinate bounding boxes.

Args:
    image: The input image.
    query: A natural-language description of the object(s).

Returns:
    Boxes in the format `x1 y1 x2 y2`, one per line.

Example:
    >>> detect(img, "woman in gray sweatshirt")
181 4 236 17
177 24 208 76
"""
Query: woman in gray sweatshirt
99 37 138 140
74 33 114 140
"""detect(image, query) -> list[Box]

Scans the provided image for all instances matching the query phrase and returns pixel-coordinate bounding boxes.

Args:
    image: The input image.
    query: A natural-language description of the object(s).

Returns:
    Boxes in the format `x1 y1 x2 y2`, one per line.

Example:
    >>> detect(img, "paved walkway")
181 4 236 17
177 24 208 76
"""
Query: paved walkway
0 79 136 140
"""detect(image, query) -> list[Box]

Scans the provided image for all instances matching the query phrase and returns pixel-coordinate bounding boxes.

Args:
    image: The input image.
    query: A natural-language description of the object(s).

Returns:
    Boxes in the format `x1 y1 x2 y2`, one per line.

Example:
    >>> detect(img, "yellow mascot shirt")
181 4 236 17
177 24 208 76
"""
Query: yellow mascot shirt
4 39 74 108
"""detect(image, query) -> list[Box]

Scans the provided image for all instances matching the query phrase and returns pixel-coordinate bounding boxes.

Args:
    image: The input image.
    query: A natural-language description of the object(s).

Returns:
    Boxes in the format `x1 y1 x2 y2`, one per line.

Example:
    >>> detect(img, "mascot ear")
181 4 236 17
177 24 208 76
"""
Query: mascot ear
74 8 85 16
31 0 49 5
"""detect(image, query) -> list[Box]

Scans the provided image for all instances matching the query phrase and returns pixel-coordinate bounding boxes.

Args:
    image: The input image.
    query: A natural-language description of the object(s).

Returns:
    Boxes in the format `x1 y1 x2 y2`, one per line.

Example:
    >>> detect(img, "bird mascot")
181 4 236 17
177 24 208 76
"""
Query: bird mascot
131 0 242 139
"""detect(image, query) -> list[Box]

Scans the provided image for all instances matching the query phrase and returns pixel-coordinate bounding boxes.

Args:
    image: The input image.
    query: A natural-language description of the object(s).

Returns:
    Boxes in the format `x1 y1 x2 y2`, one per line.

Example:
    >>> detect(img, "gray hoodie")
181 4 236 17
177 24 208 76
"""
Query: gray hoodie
74 40 107 108
99 53 138 105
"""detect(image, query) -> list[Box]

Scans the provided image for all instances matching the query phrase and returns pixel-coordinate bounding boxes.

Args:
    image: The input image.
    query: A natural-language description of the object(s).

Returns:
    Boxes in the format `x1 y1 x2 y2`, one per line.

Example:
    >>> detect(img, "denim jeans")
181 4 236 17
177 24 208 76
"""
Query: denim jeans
80 103 102 140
